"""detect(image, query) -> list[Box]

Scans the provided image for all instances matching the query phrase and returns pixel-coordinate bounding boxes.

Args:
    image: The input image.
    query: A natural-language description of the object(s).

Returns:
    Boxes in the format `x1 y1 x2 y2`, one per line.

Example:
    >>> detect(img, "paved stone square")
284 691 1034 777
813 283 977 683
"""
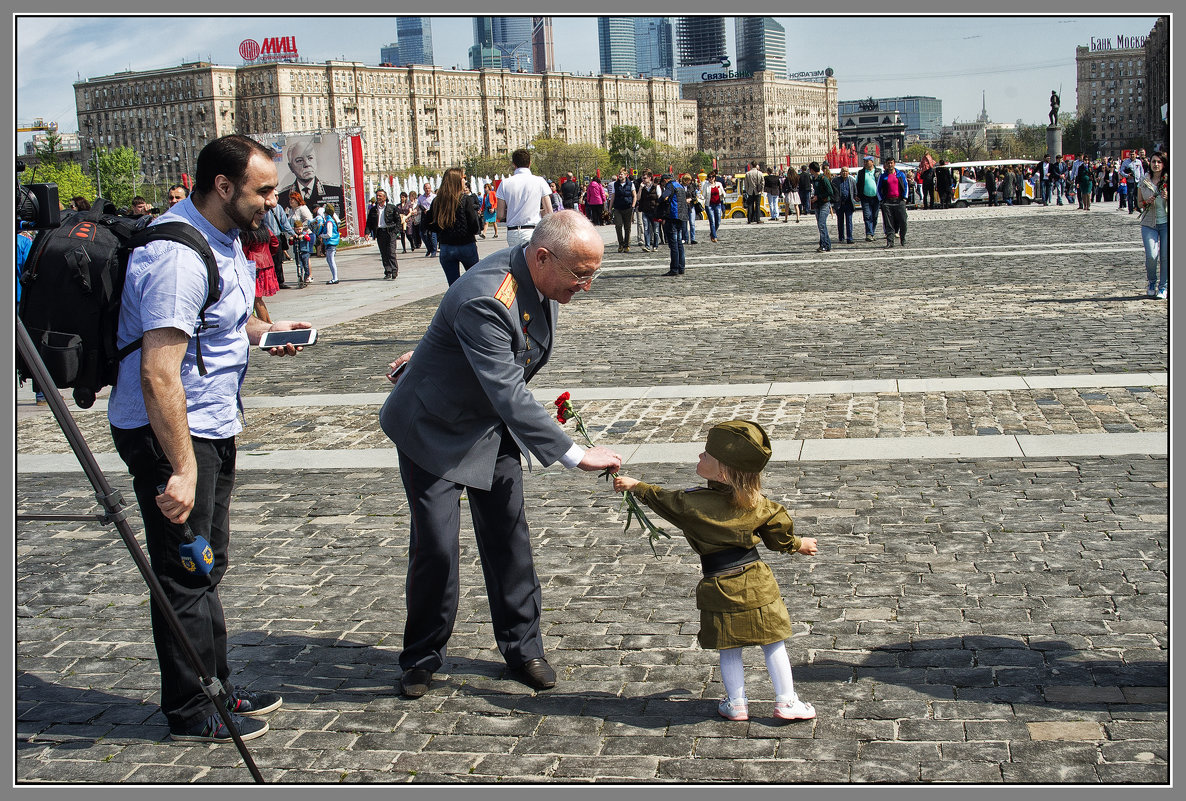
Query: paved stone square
15 204 1169 785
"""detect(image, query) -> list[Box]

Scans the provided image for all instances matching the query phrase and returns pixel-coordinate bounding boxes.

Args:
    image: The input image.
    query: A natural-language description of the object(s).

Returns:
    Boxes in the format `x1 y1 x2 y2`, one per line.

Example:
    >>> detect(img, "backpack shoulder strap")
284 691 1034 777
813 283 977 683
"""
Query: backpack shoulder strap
119 221 221 375
129 221 220 309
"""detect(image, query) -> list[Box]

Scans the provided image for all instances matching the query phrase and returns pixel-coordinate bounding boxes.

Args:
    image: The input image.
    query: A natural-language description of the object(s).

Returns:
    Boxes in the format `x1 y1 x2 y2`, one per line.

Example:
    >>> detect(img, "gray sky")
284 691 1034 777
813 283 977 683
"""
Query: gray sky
16 14 1162 152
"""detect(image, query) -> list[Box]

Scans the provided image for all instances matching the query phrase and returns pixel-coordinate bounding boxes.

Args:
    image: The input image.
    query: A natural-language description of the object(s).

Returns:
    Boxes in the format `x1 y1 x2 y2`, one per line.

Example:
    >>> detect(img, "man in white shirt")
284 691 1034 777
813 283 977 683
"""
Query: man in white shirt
417 183 437 256
496 149 553 249
1121 148 1146 214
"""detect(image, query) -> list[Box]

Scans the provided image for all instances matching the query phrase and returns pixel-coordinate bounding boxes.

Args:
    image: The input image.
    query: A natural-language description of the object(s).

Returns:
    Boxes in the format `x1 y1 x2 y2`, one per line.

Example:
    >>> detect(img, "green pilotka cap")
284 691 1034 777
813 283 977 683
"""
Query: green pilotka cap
705 420 772 473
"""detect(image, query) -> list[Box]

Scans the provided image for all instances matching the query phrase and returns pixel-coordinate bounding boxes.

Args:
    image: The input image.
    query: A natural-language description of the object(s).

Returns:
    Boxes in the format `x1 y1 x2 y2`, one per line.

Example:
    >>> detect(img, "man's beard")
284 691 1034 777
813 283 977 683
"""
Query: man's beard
225 184 261 231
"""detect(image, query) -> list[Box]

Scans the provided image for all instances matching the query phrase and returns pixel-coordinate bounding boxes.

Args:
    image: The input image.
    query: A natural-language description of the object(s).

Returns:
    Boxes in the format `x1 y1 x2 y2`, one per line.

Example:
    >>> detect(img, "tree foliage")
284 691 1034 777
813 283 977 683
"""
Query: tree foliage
1058 112 1093 157
33 133 65 167
23 161 94 204
607 125 654 168
93 147 143 209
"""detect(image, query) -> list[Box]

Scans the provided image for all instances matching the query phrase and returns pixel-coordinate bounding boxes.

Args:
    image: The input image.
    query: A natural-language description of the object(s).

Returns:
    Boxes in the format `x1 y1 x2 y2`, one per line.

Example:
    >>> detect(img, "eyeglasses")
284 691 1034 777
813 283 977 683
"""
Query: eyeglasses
546 251 599 287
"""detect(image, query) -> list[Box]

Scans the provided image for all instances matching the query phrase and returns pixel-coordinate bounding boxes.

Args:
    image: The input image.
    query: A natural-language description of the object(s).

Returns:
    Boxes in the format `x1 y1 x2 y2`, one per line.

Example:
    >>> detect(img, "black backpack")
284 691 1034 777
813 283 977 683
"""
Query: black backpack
17 209 220 409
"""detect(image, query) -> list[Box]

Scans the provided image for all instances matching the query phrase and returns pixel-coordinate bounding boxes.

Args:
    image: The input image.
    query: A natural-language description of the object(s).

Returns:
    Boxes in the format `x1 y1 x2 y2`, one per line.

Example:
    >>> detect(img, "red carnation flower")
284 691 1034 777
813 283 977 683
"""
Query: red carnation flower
549 390 669 557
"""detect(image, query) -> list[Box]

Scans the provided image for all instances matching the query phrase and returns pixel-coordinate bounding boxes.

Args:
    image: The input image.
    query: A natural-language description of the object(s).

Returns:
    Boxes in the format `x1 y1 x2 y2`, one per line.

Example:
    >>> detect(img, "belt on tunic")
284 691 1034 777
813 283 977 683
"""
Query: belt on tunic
701 547 760 578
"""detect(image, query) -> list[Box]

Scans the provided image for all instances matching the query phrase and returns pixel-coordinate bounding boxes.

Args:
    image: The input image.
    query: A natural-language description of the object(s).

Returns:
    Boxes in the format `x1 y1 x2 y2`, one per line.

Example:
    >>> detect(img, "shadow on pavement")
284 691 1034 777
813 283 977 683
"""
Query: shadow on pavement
18 633 1167 748
804 634 1167 706
1027 295 1150 304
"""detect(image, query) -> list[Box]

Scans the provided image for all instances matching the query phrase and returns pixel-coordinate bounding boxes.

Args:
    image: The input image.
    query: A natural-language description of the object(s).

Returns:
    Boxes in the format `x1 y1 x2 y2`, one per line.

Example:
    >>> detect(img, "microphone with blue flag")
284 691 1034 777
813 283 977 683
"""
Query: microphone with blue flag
156 484 214 575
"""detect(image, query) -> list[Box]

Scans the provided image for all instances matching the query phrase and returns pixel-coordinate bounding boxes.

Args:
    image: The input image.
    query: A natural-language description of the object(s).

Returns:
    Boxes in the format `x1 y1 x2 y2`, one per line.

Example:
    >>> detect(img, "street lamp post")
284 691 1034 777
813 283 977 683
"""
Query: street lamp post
87 137 102 199
166 133 190 182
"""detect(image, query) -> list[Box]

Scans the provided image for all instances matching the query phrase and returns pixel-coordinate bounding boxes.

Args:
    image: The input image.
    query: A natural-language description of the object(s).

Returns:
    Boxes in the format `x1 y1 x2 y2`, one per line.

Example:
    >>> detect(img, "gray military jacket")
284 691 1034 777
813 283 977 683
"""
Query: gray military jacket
379 245 573 489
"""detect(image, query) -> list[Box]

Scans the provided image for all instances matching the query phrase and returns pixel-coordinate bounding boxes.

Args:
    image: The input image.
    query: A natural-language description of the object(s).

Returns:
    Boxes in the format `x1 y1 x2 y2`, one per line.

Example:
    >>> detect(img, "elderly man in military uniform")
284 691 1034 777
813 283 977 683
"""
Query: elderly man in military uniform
379 210 623 699
278 138 342 211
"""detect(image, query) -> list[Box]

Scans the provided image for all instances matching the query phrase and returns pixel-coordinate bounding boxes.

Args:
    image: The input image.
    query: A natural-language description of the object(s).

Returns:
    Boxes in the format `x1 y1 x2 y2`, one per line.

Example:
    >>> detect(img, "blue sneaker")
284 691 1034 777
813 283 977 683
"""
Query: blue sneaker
226 687 283 717
718 697 749 721
170 712 268 743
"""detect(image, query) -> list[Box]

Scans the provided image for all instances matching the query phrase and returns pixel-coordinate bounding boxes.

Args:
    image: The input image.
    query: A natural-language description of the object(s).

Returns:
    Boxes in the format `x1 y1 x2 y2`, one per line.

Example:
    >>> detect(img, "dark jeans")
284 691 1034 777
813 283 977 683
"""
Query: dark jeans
110 424 236 732
835 203 854 242
420 218 438 254
438 241 480 286
860 197 879 236
882 199 907 243
815 203 832 250
270 240 286 285
664 218 685 273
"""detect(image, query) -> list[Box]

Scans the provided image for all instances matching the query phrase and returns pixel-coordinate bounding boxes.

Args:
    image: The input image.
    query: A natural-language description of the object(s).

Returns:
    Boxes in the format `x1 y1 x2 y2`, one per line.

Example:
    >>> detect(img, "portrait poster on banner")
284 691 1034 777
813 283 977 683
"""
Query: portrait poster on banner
272 133 345 216
254 130 362 237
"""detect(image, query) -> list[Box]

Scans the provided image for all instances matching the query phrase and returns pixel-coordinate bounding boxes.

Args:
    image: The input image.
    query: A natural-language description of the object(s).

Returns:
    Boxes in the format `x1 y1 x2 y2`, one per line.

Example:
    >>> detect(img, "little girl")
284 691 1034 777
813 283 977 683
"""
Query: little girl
613 420 818 722
292 220 313 287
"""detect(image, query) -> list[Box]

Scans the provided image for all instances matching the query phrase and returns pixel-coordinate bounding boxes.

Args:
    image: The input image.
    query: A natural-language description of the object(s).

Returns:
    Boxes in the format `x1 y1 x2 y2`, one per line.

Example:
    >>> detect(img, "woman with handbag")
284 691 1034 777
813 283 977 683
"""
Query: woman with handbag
427 167 482 286
1137 151 1168 299
585 176 606 225
479 183 498 239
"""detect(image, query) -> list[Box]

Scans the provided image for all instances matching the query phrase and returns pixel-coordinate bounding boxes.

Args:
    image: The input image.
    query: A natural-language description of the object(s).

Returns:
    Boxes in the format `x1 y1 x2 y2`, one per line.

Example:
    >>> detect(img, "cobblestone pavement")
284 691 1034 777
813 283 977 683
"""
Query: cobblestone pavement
15 385 1169 455
15 204 1170 786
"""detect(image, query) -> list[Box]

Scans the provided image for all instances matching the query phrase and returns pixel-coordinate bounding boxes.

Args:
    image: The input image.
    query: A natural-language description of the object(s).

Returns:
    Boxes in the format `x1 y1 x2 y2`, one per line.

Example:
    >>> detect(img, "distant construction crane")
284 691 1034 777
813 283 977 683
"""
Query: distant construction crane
17 117 58 133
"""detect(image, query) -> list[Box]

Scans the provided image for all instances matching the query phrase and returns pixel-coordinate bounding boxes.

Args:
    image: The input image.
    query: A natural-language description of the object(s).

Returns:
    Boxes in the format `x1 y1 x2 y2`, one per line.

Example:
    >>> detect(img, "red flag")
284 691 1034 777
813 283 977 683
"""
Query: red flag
595 168 601 179
712 157 718 170
181 173 191 190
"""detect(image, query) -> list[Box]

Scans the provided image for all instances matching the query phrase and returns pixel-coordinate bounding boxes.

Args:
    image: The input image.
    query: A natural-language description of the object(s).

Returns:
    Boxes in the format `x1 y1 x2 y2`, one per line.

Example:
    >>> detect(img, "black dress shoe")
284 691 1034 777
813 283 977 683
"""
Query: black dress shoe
661 270 679 276
512 658 556 690
400 668 433 698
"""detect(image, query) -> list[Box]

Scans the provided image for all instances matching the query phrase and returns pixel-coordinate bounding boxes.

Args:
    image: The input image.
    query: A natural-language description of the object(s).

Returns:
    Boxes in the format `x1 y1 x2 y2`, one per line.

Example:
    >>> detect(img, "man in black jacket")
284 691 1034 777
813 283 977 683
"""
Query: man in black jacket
367 189 402 279
935 161 954 209
560 173 580 210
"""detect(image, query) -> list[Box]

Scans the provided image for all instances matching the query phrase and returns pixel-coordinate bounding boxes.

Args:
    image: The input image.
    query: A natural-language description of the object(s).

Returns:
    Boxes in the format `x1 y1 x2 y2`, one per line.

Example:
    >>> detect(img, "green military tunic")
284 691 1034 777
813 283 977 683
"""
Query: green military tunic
630 480 801 650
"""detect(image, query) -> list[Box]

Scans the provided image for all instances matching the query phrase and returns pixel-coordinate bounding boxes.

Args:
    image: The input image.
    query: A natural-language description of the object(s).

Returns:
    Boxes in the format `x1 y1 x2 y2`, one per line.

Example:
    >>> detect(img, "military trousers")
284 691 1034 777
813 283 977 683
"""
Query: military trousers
397 435 544 674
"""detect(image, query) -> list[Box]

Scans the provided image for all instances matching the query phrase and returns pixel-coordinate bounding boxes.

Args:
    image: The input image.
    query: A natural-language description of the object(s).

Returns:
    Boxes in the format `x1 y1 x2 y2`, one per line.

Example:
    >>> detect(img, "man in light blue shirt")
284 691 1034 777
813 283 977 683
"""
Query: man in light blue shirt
108 134 312 744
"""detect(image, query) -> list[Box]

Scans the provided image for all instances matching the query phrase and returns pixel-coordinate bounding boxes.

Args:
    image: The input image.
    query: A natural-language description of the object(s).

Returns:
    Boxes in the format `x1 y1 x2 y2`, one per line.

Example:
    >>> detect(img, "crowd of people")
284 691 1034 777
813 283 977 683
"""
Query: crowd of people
16 129 1170 750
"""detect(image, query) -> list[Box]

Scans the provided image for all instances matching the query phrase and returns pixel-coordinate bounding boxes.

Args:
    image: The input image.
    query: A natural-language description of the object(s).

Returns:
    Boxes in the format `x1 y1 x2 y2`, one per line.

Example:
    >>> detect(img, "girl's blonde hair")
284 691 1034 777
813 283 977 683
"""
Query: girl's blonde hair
718 463 764 510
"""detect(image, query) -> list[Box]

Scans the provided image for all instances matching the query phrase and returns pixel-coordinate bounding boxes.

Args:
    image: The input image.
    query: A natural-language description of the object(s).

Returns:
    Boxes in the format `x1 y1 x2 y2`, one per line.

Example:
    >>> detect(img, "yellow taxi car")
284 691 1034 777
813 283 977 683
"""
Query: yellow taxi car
722 174 773 219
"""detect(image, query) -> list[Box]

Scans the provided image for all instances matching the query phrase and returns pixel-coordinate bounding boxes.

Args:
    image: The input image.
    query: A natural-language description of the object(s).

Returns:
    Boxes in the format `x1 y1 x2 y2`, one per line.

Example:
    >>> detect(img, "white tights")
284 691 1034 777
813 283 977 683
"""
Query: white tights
719 642 796 703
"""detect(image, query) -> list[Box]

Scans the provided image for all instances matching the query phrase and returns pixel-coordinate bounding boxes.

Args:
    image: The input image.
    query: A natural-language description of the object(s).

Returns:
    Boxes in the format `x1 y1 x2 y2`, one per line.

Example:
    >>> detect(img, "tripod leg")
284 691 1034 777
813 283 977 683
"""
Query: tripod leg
15 320 265 783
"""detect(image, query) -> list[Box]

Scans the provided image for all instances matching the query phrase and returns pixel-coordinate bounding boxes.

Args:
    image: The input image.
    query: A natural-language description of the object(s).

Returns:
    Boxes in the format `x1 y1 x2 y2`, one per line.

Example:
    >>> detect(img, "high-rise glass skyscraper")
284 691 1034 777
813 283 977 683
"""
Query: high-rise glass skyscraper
471 17 536 71
676 17 727 67
469 17 500 70
531 16 554 73
735 17 786 77
598 17 638 76
675 16 727 83
493 16 534 72
395 17 434 66
635 17 674 79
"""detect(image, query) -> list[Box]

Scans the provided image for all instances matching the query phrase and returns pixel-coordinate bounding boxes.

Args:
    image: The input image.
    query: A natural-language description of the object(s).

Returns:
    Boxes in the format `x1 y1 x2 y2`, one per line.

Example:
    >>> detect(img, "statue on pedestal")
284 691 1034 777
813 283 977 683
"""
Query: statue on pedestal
1049 91 1061 126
